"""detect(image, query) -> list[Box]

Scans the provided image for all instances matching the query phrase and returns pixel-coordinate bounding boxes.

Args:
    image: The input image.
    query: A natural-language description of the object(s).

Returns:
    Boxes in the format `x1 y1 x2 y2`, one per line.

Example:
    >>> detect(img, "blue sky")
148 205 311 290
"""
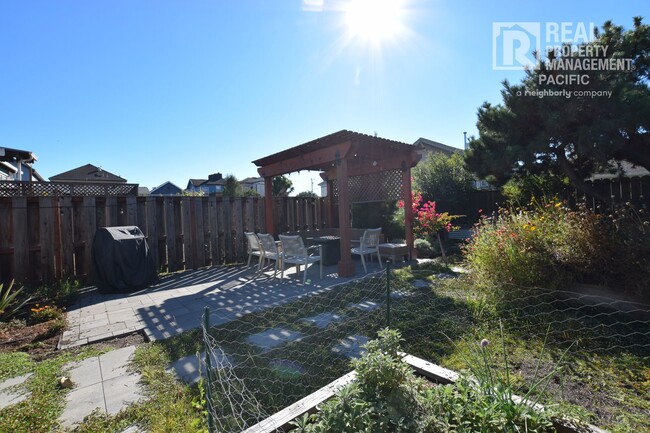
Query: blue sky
0 1 645 194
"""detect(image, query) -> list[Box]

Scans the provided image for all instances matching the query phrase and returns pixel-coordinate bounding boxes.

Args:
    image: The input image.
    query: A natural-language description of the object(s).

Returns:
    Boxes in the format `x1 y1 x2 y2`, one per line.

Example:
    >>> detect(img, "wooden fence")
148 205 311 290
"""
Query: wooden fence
0 196 329 285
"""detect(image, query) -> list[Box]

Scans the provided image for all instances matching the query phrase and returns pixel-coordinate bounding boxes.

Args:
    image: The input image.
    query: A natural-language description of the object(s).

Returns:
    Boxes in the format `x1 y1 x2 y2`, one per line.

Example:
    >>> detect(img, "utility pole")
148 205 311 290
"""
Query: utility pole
463 131 467 150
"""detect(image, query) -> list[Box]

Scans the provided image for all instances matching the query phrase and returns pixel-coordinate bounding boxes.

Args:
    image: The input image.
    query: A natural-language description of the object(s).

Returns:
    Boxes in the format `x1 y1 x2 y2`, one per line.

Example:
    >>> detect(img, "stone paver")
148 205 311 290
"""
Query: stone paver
348 300 381 312
167 349 232 385
332 335 369 359
0 373 33 410
301 312 345 328
59 346 144 428
247 328 303 350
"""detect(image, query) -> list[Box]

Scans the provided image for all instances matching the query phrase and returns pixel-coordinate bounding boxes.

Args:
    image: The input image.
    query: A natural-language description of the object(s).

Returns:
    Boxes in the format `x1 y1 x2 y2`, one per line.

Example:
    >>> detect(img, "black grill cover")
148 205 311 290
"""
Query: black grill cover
92 226 158 293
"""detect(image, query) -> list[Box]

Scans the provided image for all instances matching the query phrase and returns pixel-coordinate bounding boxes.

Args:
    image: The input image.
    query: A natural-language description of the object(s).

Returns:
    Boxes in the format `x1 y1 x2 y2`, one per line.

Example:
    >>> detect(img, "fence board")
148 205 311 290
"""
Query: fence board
80 197 97 280
39 197 56 281
233 198 244 260
207 195 219 265
144 197 160 272
59 196 74 279
10 198 28 282
164 197 176 272
1 195 332 284
181 198 194 269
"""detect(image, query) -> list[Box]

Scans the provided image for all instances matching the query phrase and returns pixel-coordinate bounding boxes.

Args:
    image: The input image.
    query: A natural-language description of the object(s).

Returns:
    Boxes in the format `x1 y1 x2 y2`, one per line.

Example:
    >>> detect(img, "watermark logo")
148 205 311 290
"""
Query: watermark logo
492 22 540 70
493 21 596 70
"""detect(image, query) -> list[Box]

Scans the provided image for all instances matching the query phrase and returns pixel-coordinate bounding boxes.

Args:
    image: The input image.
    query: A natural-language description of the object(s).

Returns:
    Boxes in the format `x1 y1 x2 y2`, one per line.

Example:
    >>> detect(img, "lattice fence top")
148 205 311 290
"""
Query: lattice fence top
0 181 139 197
331 170 403 203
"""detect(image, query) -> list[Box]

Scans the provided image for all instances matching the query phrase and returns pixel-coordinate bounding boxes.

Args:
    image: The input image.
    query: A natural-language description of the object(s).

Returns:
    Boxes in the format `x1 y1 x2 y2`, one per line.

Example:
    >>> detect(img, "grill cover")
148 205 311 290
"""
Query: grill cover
92 226 158 292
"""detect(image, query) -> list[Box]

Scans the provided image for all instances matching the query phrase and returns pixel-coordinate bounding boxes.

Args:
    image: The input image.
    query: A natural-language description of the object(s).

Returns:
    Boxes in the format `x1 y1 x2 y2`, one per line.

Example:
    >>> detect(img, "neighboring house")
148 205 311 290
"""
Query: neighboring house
240 176 265 196
0 146 44 181
150 181 182 196
186 173 225 195
589 160 650 181
412 137 459 159
319 180 327 197
50 164 127 183
138 186 150 196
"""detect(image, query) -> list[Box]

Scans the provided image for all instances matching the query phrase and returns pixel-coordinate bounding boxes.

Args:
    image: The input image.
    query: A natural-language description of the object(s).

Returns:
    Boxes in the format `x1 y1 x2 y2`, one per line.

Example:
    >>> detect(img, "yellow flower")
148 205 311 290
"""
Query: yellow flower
530 226 536 231
555 202 562 208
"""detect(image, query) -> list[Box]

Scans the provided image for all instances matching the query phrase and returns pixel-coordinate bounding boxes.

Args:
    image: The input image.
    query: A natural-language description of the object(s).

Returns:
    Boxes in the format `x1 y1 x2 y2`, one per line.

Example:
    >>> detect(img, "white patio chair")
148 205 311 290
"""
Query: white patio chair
244 232 263 270
351 228 383 273
278 234 323 284
257 233 281 277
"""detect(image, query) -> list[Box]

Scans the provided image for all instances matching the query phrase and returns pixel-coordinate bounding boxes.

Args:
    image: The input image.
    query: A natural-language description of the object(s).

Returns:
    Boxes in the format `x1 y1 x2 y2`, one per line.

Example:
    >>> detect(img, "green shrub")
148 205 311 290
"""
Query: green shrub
0 281 31 322
28 279 80 307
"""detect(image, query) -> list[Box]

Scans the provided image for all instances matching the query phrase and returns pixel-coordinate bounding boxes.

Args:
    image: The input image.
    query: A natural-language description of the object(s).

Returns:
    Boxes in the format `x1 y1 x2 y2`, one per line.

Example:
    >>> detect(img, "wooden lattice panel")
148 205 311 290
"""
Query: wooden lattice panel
331 170 403 203
0 181 139 197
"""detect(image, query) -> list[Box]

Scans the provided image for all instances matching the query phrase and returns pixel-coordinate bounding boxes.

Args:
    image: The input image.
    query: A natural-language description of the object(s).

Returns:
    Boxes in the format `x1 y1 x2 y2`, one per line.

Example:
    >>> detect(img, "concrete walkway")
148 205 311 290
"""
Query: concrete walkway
60 261 387 349
1 260 394 429
59 346 144 429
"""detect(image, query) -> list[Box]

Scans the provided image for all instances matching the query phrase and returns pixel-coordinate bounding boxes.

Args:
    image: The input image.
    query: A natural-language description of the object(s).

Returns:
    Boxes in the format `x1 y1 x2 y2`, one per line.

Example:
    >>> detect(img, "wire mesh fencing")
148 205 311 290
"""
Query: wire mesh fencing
201 262 650 433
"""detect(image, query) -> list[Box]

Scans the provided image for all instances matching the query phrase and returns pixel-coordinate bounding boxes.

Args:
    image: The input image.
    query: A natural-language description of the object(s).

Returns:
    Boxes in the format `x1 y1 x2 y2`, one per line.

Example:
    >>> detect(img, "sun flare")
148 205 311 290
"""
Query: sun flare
345 0 404 42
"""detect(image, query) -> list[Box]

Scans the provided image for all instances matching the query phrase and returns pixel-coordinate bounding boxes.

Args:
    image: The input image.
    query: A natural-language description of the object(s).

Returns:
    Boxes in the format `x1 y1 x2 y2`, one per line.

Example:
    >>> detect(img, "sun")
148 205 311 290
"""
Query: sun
344 0 404 43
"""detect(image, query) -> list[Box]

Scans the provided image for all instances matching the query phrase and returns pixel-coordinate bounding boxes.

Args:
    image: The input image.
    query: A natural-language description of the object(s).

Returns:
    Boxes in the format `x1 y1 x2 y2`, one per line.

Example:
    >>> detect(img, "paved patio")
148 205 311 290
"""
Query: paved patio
59 259 391 349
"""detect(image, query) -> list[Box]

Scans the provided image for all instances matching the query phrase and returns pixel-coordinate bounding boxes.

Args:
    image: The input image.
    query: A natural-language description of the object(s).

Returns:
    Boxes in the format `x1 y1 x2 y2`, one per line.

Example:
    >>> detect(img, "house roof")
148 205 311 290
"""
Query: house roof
590 161 650 180
49 164 127 183
188 178 207 187
0 147 38 163
150 181 182 195
413 138 460 155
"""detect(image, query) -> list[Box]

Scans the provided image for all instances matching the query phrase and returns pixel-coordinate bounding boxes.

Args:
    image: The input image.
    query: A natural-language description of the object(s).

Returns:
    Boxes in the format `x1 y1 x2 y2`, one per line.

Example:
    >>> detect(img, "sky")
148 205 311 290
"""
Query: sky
0 1 646 194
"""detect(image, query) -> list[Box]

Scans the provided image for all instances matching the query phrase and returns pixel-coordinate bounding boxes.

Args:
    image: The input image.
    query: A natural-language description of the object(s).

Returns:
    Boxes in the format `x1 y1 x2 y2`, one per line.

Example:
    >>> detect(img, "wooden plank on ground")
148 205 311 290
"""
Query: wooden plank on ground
241 371 357 433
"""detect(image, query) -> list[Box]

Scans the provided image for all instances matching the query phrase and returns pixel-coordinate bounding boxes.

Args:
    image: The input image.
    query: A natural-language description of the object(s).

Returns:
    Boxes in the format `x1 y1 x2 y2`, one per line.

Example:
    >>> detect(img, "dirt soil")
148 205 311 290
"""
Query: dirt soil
0 318 147 361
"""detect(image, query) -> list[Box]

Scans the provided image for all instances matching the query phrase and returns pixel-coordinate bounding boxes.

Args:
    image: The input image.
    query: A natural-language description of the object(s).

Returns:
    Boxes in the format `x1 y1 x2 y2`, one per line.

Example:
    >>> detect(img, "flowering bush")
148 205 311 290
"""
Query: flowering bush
30 304 64 324
463 199 650 295
398 192 457 239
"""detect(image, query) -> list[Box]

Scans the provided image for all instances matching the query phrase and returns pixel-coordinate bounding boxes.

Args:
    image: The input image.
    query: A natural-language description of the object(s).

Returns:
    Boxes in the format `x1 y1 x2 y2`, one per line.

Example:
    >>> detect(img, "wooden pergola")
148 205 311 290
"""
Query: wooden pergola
253 130 421 277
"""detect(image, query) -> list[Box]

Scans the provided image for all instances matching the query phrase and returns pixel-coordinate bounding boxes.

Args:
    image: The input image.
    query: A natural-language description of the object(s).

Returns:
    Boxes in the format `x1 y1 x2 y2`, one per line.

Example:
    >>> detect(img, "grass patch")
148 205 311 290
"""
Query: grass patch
0 347 107 433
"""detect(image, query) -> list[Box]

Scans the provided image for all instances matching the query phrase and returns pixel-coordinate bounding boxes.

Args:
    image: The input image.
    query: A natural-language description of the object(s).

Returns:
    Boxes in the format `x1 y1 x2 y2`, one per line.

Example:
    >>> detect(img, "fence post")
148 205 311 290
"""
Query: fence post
202 306 215 433
386 261 391 328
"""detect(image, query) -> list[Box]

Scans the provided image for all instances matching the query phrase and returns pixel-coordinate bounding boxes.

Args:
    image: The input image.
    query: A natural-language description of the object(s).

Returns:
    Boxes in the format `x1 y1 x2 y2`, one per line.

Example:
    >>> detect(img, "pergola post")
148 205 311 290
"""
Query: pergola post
336 158 355 277
326 179 335 228
264 176 275 235
403 166 415 259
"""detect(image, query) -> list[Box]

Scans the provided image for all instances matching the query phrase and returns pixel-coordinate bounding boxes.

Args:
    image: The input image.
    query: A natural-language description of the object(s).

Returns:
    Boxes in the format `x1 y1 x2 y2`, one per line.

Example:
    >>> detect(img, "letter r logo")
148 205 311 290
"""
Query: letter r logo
493 22 541 70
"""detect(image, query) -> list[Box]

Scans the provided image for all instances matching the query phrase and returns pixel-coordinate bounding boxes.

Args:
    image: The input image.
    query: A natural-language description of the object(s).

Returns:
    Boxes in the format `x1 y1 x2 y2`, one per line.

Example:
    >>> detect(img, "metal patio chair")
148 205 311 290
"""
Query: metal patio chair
351 228 383 273
278 234 322 284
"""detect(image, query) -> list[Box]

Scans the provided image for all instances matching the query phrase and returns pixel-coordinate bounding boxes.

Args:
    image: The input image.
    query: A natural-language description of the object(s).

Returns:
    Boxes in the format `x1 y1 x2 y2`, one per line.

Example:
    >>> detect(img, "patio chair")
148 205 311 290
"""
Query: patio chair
257 233 281 277
351 228 383 273
278 234 323 284
244 232 263 270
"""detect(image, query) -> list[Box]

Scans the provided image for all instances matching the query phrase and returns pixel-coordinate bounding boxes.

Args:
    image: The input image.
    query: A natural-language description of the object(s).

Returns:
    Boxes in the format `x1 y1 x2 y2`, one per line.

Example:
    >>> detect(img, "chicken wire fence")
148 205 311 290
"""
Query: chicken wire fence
201 263 650 433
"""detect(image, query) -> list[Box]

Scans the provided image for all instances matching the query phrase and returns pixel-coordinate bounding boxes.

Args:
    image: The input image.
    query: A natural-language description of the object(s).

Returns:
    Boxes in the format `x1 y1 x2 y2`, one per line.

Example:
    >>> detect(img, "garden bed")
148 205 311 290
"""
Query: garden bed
242 352 608 433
